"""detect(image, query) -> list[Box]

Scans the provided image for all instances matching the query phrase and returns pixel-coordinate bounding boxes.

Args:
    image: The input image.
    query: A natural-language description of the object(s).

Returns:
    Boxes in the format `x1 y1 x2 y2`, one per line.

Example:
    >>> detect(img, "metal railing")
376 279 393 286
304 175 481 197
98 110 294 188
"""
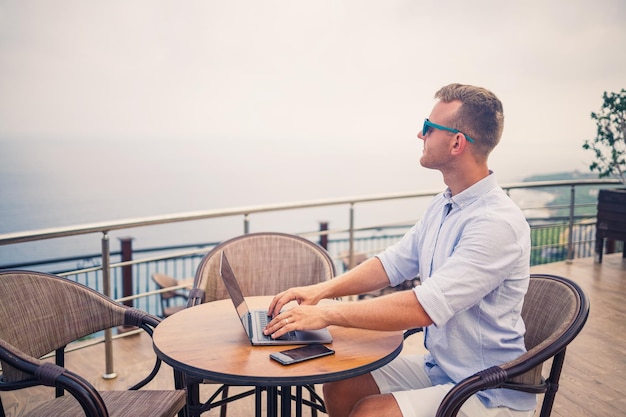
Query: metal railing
0 178 622 377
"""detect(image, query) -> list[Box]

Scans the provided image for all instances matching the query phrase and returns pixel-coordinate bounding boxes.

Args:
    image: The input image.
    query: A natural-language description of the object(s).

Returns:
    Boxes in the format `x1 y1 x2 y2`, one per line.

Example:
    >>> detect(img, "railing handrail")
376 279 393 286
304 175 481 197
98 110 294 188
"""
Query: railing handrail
0 178 621 246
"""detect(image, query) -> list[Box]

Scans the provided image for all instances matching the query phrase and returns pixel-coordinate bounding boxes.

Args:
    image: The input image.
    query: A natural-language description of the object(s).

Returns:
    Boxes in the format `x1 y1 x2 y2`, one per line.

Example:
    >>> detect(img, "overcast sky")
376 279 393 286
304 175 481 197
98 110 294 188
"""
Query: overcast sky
1 0 625 191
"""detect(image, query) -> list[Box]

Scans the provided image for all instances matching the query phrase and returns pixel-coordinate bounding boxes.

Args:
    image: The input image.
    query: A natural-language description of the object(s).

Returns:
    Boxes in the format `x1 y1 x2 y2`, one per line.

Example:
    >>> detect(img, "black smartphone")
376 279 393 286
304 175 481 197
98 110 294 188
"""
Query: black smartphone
269 344 335 365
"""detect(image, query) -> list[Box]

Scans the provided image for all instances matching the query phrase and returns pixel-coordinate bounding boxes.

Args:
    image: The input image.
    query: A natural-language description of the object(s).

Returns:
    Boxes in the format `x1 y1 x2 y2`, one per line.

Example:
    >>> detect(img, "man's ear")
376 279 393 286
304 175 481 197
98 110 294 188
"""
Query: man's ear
451 133 466 154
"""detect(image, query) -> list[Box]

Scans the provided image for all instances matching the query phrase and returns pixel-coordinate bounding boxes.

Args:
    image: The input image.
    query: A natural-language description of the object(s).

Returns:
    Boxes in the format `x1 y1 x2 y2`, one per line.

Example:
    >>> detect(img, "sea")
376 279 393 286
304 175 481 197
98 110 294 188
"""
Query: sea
0 136 552 269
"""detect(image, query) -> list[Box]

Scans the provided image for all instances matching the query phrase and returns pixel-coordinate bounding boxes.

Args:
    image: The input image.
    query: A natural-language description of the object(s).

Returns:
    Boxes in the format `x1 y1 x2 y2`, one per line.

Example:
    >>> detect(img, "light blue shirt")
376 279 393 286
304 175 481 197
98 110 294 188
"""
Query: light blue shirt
377 172 536 411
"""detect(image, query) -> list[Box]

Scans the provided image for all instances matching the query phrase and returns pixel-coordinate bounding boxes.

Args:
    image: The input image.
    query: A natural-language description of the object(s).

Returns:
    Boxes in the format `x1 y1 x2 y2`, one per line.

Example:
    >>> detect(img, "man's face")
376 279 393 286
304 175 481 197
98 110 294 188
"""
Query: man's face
417 100 462 170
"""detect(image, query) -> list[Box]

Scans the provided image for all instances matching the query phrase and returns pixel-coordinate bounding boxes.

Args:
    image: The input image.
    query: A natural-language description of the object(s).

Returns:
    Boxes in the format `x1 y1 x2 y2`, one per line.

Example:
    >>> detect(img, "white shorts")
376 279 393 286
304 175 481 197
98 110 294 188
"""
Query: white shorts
371 354 535 417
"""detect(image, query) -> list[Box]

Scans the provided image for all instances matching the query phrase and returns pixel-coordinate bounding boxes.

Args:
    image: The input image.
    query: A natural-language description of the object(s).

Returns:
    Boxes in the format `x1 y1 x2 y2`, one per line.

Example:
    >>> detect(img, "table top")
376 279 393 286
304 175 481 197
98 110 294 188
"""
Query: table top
153 296 404 386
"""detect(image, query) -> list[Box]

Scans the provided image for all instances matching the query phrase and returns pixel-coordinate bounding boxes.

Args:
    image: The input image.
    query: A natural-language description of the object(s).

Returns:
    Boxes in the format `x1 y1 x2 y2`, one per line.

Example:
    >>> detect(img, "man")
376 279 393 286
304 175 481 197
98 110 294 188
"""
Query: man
265 83 536 417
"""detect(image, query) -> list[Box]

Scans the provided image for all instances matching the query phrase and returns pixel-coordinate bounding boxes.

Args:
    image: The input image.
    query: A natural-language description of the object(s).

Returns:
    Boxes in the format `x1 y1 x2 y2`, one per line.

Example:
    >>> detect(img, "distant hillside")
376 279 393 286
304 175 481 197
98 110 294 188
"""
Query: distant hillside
522 170 601 217
522 170 599 182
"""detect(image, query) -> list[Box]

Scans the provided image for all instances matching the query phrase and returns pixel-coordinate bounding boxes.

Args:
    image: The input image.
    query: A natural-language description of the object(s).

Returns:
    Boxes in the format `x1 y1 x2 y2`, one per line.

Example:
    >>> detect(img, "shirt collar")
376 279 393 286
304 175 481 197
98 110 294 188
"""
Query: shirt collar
443 171 498 210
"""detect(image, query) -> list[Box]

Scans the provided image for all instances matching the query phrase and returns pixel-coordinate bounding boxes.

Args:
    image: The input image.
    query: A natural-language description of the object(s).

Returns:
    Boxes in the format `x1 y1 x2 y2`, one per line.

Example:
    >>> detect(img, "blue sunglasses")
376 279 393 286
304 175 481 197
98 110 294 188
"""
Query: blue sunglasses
422 119 475 143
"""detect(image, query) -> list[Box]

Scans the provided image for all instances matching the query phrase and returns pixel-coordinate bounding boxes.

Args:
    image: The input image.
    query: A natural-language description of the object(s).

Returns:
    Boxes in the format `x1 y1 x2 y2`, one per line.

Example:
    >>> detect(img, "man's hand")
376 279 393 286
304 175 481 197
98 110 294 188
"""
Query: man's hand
266 284 323 318
263 304 329 339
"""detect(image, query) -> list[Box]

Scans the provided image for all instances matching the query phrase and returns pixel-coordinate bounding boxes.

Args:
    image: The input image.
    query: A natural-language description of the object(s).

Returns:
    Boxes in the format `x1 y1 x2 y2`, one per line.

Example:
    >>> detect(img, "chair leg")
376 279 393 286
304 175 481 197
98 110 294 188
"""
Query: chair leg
0 396 6 417
219 386 229 417
539 350 567 417
595 235 604 263
255 387 264 417
310 387 317 417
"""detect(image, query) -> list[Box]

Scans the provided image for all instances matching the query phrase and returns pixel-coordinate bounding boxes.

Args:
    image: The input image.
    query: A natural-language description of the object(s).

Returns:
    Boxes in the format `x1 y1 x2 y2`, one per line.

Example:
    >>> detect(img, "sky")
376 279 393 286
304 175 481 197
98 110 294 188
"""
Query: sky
1 0 625 208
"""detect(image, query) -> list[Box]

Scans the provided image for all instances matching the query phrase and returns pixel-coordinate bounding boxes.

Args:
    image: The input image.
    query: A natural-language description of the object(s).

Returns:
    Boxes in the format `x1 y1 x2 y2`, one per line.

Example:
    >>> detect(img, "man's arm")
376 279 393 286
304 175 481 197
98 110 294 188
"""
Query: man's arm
264 287 433 338
265 257 433 338
267 257 391 317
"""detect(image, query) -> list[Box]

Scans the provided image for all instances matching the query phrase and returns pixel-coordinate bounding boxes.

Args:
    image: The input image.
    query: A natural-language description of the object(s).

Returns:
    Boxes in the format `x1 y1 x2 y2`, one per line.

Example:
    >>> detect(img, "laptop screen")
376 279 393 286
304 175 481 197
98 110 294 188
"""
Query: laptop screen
219 251 253 338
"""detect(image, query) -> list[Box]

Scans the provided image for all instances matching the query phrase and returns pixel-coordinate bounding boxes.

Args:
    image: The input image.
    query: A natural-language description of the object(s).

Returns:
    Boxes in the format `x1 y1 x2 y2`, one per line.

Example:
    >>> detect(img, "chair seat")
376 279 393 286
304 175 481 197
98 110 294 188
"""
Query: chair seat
24 390 186 417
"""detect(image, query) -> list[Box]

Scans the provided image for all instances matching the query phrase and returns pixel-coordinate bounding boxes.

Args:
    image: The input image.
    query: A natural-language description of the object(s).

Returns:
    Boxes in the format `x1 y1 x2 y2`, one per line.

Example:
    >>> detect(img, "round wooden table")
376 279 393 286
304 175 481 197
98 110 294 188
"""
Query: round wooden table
153 296 404 417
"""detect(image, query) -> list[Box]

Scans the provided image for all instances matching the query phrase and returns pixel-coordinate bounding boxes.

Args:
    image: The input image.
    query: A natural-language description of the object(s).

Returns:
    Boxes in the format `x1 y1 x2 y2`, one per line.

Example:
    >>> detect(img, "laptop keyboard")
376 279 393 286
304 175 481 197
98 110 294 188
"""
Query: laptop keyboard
257 311 294 341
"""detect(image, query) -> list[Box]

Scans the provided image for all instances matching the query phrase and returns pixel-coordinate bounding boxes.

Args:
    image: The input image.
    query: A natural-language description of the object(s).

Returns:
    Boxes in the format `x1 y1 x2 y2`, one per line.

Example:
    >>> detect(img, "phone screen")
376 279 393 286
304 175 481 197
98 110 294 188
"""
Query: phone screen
281 344 333 360
270 344 334 365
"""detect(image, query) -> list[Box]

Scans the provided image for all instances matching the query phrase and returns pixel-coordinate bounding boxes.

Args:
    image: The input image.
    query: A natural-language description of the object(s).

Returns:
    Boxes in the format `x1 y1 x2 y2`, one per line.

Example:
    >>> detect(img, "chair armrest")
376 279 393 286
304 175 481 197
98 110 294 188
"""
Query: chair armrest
0 339 109 417
435 359 545 417
403 327 423 339
435 366 508 417
168 292 189 302
120 308 168 390
187 288 206 307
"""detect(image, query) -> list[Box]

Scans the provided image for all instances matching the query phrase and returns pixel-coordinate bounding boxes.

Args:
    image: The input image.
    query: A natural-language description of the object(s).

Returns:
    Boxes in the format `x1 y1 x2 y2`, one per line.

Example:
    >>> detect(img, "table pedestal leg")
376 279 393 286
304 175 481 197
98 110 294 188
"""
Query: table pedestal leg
295 386 303 417
267 386 279 417
281 385 292 417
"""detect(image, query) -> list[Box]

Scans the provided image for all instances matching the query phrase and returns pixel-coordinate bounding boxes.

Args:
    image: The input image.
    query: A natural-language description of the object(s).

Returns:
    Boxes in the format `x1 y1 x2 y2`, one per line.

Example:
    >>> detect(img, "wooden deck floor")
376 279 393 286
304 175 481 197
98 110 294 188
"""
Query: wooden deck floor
528 253 626 417
2 253 625 416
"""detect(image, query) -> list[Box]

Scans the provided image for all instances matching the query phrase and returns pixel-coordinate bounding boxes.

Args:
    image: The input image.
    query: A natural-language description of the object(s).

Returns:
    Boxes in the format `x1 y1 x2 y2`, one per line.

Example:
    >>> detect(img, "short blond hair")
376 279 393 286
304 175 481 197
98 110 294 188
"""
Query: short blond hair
435 83 504 154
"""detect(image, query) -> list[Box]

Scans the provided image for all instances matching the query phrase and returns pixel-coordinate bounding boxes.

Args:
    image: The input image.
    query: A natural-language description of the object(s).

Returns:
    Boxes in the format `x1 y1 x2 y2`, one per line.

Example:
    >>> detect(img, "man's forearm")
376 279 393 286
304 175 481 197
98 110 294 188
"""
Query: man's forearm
317 257 392 300
322 290 433 331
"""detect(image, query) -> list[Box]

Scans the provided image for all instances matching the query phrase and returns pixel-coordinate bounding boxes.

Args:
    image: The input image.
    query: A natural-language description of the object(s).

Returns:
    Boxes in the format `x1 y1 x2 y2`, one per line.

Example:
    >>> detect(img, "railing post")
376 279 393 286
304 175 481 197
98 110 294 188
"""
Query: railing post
101 232 117 379
567 185 575 263
348 203 355 269
319 222 328 250
119 237 134 307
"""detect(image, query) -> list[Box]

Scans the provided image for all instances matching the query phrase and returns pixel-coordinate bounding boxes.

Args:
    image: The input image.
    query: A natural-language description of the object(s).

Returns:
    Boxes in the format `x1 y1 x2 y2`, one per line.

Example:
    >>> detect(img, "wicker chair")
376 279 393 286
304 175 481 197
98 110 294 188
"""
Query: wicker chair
435 273 590 417
0 271 186 417
184 232 336 417
151 273 189 317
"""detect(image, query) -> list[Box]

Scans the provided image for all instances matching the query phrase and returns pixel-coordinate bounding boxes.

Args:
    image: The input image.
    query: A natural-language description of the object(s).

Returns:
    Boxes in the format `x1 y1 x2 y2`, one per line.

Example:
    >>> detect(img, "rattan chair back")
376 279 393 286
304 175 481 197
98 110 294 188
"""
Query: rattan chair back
190 232 336 306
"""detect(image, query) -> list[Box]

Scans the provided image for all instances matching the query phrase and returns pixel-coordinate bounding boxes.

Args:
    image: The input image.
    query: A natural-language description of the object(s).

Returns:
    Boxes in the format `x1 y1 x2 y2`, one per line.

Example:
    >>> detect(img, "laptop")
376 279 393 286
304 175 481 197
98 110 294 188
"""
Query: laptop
219 251 333 346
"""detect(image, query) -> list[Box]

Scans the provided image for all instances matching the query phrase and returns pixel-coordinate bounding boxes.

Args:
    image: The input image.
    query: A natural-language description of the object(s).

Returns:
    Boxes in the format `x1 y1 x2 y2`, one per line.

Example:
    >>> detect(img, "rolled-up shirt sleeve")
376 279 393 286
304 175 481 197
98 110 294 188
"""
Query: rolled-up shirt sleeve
413 278 454 327
376 223 422 287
